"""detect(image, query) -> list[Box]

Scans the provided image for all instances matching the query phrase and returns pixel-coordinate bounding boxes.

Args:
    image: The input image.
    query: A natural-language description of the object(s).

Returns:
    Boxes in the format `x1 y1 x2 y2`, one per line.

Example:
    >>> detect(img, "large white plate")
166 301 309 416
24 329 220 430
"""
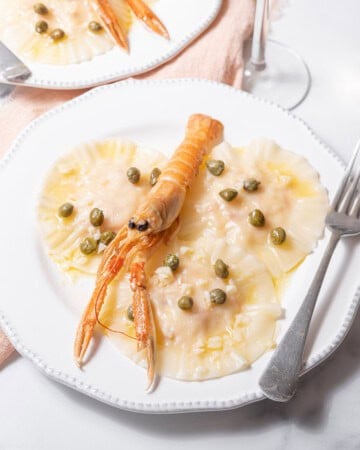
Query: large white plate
0 1 222 89
0 79 359 413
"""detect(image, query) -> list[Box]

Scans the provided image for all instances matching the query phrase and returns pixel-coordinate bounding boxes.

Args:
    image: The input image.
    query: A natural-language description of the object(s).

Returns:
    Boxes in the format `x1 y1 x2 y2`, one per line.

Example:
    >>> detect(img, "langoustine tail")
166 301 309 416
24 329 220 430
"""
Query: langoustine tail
156 114 224 191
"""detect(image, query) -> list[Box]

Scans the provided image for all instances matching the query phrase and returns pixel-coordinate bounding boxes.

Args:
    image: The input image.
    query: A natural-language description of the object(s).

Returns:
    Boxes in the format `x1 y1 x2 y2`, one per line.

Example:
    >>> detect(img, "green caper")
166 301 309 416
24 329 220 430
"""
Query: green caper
35 20 48 33
164 254 179 271
127 305 134 321
33 3 48 14
214 259 229 279
219 188 238 202
248 209 265 227
50 28 65 41
206 159 225 176
270 227 286 245
58 202 74 218
243 178 261 192
80 237 98 255
99 231 116 245
210 288 227 305
178 296 193 310
150 168 161 186
127 167 140 184
88 21 103 33
89 208 104 227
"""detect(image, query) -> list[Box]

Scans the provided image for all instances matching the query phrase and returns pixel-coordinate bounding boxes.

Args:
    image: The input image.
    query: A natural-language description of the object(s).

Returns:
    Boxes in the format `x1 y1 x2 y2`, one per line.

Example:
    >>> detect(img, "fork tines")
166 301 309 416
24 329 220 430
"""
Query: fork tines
333 139 360 217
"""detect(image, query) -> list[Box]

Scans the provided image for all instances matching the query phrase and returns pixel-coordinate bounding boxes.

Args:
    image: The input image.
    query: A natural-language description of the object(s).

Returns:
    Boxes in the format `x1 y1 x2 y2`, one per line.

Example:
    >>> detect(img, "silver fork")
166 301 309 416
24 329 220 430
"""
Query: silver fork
259 139 360 402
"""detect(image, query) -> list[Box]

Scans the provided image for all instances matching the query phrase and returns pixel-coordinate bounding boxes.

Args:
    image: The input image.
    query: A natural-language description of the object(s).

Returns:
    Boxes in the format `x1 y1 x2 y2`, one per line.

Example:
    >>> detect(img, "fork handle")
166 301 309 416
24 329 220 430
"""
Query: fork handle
259 233 340 402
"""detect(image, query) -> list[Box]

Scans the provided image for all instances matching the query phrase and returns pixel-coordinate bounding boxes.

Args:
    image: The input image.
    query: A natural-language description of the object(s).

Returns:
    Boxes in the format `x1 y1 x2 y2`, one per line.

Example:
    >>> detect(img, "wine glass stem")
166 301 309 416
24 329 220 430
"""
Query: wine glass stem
251 0 269 70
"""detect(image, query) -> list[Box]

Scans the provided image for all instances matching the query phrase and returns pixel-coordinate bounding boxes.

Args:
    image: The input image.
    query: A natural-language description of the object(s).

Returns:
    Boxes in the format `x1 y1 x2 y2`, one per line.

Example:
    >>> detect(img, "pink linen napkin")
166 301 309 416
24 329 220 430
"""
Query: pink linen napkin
0 0 255 365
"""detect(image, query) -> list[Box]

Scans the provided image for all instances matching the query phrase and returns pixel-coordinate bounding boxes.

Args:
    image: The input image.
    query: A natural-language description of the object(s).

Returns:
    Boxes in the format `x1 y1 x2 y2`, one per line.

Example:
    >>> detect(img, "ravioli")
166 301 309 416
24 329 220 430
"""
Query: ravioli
106 237 280 380
38 139 166 274
38 138 328 381
0 0 132 64
180 140 329 278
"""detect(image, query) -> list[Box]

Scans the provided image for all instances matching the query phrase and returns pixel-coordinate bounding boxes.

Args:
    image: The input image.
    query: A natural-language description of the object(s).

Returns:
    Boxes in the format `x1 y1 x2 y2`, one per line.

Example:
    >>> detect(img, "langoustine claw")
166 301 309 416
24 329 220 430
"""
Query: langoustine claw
93 0 169 52
126 0 169 39
94 0 129 51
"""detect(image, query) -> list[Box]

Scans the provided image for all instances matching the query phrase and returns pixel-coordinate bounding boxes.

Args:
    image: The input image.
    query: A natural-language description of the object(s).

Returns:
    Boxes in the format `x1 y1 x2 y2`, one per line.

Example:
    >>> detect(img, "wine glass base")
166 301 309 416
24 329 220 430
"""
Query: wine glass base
243 39 311 110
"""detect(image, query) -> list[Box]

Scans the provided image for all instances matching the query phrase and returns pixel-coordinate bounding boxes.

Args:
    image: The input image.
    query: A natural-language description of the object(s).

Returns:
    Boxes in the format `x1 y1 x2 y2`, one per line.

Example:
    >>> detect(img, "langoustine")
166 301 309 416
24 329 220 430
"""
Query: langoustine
94 0 169 52
74 114 224 390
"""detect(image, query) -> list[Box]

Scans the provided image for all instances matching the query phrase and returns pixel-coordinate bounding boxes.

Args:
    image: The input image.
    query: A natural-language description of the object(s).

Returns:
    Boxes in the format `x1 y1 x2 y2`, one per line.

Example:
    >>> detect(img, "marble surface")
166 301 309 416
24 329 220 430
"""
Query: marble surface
1 1 360 449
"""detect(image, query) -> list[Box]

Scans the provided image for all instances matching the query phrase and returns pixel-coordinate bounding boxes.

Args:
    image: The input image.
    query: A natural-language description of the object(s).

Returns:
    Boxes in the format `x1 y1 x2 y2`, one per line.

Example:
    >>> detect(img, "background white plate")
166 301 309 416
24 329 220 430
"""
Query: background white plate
0 0 222 89
0 79 359 413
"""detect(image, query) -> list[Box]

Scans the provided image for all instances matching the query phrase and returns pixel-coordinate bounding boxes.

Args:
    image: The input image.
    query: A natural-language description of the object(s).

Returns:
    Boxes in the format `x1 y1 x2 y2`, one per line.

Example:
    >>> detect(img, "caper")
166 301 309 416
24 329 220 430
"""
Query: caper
150 168 161 186
164 254 179 271
219 188 238 202
210 288 227 305
206 159 225 176
80 237 98 255
35 20 48 34
178 296 193 310
50 28 65 41
33 3 48 15
88 21 103 33
243 178 261 192
214 259 229 279
99 231 116 245
58 202 73 218
89 208 104 227
127 167 140 184
248 209 265 227
270 227 286 245
127 304 134 321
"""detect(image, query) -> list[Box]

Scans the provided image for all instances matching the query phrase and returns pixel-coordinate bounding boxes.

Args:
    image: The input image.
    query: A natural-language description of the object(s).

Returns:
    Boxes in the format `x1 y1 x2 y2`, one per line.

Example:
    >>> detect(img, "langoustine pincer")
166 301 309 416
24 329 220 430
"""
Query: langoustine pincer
74 114 224 390
94 0 169 52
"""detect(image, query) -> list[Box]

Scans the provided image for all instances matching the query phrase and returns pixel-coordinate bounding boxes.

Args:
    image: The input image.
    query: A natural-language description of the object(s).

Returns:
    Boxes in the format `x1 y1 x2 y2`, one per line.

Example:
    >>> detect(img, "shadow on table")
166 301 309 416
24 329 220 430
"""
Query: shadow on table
53 305 360 437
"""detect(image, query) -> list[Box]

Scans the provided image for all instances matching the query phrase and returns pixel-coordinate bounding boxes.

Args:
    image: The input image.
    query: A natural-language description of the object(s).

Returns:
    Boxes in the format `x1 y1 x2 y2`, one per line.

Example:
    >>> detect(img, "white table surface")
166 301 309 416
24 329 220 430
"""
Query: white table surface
1 1 360 449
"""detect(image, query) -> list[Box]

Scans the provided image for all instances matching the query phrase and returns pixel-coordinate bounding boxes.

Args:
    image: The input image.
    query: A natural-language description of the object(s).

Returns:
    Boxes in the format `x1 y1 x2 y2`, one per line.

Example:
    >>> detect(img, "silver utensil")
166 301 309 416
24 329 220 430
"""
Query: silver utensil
259 139 360 402
0 41 31 83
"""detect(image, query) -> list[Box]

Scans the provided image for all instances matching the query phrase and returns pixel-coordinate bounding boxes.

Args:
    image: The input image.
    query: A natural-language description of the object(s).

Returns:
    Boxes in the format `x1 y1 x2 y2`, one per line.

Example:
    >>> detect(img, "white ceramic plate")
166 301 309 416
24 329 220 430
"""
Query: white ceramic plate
0 79 359 413
0 0 222 89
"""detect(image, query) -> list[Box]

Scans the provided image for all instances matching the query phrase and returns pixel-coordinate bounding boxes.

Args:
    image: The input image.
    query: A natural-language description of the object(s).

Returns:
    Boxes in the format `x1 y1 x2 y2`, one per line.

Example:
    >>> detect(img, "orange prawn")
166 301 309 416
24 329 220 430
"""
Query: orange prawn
74 114 224 391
